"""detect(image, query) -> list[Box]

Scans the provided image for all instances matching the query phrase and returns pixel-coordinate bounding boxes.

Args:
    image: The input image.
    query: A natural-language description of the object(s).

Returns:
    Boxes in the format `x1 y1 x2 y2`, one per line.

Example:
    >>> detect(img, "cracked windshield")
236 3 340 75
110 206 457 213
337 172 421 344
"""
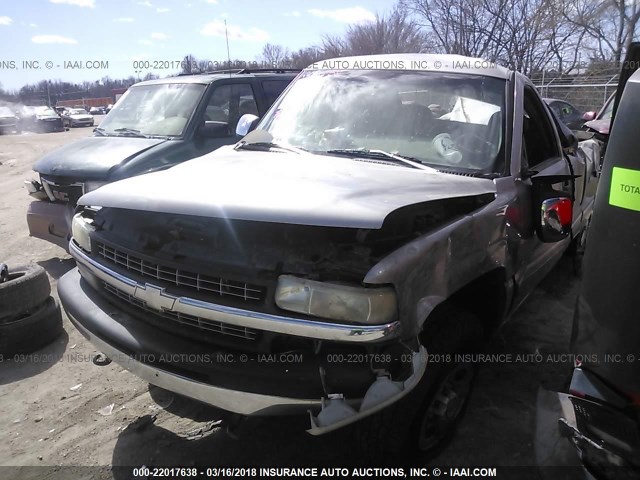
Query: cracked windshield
259 69 506 173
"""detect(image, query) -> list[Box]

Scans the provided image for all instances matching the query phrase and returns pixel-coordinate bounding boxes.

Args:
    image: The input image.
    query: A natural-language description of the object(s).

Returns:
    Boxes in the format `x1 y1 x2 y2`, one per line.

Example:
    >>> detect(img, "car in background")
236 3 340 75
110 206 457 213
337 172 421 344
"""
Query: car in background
583 92 614 138
17 106 65 133
0 106 19 134
61 108 95 128
25 68 299 250
552 43 640 480
89 106 106 115
105 104 113 114
543 98 585 130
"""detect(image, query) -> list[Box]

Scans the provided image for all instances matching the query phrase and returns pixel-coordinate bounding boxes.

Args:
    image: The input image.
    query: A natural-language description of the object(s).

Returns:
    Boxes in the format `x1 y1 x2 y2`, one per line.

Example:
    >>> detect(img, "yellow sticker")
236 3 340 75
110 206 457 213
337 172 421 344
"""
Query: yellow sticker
610 167 640 212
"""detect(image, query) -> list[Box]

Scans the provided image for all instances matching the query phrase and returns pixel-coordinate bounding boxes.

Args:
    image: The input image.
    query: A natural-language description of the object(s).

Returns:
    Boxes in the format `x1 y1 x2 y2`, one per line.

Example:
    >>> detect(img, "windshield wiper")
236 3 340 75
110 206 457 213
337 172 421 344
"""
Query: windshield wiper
93 127 108 136
235 141 306 154
325 149 435 171
113 127 149 138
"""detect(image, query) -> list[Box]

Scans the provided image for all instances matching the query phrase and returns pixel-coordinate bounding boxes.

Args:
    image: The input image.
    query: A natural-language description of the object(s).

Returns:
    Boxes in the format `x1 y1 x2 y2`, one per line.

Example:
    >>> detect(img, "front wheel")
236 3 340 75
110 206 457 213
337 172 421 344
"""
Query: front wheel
355 303 484 464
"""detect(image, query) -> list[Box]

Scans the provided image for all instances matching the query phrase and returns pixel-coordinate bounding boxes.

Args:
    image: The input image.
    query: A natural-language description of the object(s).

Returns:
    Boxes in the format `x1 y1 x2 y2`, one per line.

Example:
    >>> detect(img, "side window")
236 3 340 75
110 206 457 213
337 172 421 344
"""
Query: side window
548 102 563 119
204 83 258 136
556 101 575 120
205 85 231 124
523 87 560 167
261 80 290 108
562 102 575 116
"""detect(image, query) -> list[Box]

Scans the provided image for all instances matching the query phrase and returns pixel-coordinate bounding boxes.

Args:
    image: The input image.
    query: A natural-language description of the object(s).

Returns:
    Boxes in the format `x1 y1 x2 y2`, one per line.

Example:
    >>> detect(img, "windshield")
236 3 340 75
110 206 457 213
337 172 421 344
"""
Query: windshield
599 94 615 121
98 83 206 137
36 107 56 116
68 109 85 115
258 69 506 173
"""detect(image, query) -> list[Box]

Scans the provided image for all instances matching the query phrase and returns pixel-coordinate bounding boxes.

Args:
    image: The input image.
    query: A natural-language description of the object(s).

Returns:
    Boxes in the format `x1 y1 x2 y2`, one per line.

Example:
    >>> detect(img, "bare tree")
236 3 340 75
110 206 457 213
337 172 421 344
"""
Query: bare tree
261 44 291 67
402 0 588 74
319 7 427 57
564 0 640 63
181 54 198 74
287 47 327 68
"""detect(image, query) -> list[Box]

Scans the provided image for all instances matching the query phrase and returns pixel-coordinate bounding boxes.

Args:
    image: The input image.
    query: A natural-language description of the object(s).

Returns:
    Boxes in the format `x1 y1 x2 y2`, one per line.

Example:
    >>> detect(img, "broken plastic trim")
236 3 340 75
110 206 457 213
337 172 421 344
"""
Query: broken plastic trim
307 346 428 435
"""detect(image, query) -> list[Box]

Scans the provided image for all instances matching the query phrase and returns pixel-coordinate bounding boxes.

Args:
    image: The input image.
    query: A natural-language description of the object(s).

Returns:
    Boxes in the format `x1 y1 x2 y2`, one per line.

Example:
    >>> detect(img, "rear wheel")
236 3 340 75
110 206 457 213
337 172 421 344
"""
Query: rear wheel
355 303 484 464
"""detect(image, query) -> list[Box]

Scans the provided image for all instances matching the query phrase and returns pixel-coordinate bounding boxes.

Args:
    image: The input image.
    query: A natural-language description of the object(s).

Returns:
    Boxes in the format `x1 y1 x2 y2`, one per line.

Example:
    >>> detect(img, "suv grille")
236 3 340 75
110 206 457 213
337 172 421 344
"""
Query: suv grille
103 282 258 340
41 178 84 204
96 242 265 302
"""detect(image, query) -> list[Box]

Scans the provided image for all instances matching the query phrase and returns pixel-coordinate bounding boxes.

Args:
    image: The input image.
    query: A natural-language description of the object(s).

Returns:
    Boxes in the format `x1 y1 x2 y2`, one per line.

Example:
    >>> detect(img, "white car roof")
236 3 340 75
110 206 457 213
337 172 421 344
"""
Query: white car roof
307 53 511 80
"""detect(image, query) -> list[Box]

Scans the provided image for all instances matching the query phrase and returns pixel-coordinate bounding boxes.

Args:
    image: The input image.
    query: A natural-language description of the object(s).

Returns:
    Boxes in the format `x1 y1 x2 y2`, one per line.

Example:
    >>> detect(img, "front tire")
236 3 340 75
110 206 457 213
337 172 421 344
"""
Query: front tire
355 303 484 464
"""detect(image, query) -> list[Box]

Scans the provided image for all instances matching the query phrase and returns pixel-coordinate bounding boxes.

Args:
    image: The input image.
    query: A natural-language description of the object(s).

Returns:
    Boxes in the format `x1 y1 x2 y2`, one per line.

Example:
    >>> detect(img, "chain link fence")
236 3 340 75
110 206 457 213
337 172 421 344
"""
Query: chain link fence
531 72 618 113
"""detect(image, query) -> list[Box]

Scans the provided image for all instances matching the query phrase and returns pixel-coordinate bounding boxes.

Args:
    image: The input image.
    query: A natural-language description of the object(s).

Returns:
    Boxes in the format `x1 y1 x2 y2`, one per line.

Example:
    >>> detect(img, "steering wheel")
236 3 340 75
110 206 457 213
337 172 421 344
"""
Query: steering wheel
451 133 500 170
455 133 496 158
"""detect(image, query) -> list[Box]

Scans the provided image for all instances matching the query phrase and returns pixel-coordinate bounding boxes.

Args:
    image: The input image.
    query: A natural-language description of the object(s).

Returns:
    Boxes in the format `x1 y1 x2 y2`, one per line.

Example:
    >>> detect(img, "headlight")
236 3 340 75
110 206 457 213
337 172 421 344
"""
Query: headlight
83 181 107 193
71 212 95 253
275 275 397 325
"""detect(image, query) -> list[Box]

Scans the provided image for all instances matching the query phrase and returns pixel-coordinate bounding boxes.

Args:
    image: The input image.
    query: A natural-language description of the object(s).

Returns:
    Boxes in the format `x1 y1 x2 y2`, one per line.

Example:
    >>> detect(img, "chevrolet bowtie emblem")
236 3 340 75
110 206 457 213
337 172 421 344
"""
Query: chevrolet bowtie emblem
134 283 177 311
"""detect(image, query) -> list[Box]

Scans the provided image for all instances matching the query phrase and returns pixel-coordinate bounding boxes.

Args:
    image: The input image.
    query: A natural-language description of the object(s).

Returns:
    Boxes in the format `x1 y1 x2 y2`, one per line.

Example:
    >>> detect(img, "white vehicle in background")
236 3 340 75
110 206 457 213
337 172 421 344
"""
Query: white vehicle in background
61 108 95 128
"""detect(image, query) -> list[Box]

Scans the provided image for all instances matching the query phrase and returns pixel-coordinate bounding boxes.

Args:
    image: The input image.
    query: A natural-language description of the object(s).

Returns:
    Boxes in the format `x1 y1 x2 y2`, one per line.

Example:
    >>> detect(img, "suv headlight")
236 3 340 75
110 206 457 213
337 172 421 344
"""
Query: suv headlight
71 212 95 253
275 275 397 325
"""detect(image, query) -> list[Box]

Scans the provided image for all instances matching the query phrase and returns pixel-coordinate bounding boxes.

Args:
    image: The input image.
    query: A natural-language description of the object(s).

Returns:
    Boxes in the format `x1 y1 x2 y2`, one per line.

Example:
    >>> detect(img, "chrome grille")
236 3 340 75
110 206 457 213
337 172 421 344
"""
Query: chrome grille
96 242 264 302
103 283 258 340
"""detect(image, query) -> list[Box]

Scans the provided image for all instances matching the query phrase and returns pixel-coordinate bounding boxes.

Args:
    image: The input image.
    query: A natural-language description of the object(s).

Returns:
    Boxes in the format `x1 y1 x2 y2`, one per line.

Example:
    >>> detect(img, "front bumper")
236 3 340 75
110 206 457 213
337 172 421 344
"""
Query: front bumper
36 119 65 132
70 119 93 127
0 122 17 132
26 201 71 250
553 369 640 478
59 267 327 415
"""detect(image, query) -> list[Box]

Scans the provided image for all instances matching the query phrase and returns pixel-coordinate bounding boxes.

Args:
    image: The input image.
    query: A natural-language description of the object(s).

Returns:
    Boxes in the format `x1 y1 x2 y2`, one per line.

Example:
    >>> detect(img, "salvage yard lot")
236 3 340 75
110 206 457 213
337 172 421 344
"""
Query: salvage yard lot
0 127 579 469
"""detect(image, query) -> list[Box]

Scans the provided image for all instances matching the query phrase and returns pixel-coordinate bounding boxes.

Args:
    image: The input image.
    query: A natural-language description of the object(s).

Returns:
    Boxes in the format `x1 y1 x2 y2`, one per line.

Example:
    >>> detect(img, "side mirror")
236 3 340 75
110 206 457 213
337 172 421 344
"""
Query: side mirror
582 111 596 122
531 174 576 242
198 120 229 138
539 198 573 242
235 114 259 137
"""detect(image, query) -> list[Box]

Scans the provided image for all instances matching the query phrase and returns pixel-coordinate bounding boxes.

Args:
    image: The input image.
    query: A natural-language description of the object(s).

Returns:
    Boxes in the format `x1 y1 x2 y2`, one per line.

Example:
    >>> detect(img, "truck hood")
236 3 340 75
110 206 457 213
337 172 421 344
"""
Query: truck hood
33 136 168 179
80 148 497 229
584 118 610 135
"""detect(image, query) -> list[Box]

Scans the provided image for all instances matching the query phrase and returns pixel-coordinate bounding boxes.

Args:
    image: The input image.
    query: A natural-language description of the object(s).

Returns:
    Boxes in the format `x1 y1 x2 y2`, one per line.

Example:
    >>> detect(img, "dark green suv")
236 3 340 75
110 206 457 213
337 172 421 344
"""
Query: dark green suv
25 69 298 250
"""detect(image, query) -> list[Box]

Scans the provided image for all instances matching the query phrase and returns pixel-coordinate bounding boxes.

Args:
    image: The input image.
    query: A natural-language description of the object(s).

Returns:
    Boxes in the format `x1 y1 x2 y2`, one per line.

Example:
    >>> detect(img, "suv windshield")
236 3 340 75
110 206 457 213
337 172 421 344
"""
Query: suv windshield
99 83 206 137
258 69 506 173
35 107 57 116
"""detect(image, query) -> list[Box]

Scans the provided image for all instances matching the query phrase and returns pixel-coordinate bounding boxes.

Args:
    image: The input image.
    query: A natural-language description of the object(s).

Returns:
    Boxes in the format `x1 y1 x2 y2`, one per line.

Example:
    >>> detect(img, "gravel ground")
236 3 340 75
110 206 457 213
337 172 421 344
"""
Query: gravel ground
0 124 584 476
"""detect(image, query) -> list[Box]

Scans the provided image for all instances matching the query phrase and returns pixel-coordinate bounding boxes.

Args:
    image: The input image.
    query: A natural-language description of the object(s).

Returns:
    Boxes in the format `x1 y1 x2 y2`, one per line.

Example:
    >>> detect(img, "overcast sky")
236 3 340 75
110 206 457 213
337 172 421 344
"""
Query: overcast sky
0 0 391 90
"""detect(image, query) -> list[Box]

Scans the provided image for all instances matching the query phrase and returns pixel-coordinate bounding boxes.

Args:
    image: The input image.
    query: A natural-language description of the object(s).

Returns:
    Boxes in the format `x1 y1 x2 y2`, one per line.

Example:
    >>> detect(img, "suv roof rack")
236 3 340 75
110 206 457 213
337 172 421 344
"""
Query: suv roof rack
177 68 301 76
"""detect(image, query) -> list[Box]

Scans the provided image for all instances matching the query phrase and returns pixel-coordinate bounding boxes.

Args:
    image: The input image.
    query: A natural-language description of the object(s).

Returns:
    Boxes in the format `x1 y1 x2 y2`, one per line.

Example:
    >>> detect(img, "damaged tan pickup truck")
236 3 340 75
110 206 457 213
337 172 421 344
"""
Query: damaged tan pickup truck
57 54 600 460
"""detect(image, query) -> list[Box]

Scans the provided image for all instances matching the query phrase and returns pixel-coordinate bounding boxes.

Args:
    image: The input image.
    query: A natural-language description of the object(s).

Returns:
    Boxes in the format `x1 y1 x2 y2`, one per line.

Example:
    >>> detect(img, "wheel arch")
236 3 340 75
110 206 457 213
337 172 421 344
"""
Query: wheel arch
418 267 513 340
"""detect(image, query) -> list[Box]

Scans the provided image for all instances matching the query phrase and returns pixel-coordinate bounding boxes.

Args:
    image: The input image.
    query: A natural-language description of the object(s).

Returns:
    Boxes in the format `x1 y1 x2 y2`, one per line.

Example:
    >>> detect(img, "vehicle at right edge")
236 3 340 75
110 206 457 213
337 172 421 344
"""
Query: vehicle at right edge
57 54 600 462
552 43 640 479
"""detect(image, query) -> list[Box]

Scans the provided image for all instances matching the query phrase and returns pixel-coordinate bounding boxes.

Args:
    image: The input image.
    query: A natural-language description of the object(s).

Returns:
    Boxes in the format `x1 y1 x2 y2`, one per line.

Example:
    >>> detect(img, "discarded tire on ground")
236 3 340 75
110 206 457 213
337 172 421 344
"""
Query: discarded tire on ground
0 264 51 319
0 296 63 356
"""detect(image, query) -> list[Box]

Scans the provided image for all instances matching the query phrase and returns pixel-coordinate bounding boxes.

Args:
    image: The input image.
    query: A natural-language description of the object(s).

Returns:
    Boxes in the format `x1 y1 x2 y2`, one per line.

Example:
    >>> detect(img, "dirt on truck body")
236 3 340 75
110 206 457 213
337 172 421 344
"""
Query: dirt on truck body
57 53 600 462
